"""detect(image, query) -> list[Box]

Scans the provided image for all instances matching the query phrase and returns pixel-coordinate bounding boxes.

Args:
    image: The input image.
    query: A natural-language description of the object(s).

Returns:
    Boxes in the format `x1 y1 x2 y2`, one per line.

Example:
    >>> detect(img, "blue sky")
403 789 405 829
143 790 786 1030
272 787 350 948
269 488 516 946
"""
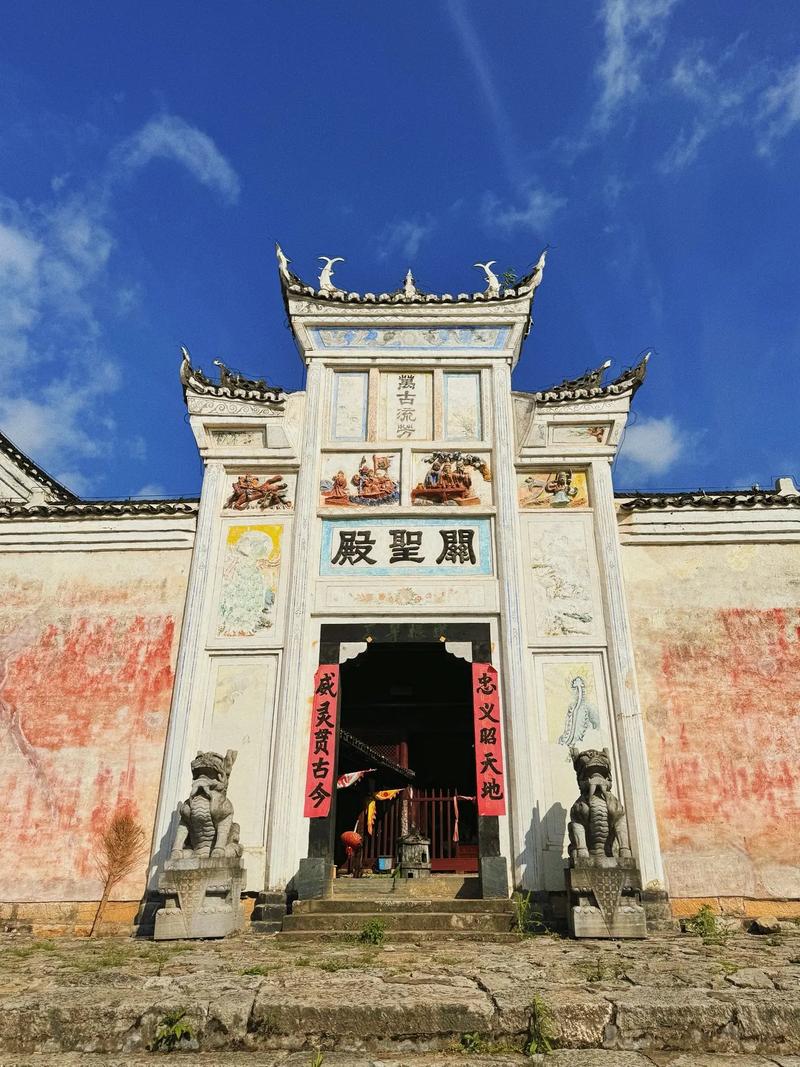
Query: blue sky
1 1 798 497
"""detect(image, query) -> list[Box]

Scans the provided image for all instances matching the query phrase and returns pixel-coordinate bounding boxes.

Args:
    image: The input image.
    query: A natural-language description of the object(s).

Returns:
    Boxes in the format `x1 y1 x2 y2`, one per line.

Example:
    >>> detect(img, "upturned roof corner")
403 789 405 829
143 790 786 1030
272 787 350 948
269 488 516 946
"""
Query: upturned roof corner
516 352 650 407
179 346 287 406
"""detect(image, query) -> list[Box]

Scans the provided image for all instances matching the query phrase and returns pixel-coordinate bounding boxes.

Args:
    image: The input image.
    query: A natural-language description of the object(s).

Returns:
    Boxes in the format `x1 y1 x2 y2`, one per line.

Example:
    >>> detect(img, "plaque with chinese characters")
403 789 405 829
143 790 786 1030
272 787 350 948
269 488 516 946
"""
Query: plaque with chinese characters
379 371 432 440
319 517 493 577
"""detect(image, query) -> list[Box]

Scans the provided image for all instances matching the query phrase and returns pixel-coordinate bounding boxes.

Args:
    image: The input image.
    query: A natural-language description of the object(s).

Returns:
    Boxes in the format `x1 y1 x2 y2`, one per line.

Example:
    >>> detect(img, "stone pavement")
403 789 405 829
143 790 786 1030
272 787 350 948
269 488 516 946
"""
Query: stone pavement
0 928 798 1063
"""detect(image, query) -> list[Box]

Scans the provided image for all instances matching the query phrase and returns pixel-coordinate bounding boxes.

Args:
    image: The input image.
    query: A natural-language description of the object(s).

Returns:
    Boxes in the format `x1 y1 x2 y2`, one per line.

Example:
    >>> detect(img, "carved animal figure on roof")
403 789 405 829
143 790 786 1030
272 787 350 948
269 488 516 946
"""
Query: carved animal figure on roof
170 750 242 860
473 260 500 296
318 256 345 293
403 269 417 298
567 747 630 863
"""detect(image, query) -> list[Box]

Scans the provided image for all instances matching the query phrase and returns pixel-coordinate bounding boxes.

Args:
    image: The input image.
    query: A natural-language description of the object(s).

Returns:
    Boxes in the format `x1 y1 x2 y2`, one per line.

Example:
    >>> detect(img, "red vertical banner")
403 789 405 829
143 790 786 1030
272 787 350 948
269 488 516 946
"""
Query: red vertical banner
303 664 340 818
472 663 506 816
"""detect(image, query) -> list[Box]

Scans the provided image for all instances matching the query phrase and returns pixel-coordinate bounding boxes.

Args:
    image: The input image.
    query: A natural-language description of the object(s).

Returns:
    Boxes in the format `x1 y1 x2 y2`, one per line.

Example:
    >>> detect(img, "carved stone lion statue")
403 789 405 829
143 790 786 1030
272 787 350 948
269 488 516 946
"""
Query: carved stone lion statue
567 747 631 862
170 749 243 860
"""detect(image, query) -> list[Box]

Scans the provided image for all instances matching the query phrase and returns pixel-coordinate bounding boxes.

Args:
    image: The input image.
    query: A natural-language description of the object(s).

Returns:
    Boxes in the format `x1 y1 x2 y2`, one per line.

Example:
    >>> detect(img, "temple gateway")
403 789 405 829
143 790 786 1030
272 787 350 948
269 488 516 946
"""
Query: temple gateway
2 249 799 934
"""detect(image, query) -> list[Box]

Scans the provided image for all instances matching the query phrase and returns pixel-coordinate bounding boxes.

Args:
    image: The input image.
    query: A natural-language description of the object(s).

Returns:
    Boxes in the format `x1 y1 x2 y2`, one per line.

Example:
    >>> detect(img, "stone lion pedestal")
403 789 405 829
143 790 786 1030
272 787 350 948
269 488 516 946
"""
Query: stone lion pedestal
565 747 647 939
155 855 246 940
153 748 247 941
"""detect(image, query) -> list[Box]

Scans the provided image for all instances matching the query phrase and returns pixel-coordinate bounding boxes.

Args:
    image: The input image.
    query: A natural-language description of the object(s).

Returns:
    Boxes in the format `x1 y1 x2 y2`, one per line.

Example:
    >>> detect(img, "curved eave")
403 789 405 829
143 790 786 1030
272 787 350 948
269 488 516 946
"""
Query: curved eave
0 498 200 520
0 431 77 502
617 490 800 511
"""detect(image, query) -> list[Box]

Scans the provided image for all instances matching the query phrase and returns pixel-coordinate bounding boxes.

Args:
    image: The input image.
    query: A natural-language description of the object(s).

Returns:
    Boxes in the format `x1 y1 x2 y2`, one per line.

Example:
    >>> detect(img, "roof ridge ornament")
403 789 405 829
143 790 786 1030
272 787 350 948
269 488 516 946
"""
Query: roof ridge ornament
318 255 345 295
179 346 286 405
473 260 500 297
403 269 419 299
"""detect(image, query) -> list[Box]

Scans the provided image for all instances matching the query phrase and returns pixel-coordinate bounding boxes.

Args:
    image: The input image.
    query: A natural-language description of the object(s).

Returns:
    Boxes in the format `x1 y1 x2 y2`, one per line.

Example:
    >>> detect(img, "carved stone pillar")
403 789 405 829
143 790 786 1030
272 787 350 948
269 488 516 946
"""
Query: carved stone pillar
262 360 325 890
491 362 545 890
590 458 665 889
149 460 226 882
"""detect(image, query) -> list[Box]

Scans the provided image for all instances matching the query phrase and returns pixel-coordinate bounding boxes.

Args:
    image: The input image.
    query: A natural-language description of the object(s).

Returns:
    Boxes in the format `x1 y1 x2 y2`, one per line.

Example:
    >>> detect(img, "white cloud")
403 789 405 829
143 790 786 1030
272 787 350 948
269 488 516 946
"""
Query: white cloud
617 415 684 475
0 113 240 491
117 114 241 204
135 483 165 498
376 216 435 260
482 186 566 235
594 0 680 128
444 1 520 185
757 59 800 157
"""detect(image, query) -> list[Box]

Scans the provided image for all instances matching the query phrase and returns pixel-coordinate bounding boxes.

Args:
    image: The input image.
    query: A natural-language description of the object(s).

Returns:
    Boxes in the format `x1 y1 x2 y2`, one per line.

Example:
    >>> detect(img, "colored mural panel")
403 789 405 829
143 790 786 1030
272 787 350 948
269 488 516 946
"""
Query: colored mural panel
444 372 482 440
518 470 589 509
411 451 492 507
624 542 800 900
312 326 510 349
223 472 294 512
303 665 340 817
320 452 400 508
331 371 368 441
208 656 277 847
0 550 189 902
217 524 282 637
320 517 493 577
550 425 609 446
379 371 432 440
524 515 602 640
472 663 506 816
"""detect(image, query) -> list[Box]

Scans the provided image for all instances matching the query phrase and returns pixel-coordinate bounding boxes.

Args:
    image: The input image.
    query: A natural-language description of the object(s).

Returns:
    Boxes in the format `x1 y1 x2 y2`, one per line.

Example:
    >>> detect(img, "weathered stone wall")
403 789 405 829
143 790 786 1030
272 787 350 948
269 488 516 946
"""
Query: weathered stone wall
622 540 800 906
0 545 191 905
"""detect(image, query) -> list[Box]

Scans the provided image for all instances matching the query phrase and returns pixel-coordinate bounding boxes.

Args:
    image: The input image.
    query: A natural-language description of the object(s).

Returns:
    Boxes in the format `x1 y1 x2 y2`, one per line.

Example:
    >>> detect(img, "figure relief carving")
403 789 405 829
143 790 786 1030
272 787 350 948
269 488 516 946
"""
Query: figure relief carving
170 750 243 860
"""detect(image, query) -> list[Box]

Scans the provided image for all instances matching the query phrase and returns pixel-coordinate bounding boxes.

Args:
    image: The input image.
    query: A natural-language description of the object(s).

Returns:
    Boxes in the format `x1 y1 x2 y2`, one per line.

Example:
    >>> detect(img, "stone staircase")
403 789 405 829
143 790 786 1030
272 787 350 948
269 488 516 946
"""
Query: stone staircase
277 874 518 942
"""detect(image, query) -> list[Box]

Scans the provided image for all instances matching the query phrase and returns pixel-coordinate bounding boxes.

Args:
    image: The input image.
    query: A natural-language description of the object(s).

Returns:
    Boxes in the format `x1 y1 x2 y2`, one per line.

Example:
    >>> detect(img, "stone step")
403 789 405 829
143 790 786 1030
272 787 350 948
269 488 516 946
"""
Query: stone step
332 874 481 899
294 897 514 914
276 928 521 942
283 910 515 932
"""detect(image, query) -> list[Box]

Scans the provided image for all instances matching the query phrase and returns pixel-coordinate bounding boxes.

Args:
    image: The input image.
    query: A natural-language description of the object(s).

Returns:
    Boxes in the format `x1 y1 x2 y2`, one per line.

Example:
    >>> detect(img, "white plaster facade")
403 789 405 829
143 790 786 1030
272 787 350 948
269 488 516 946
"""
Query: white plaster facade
149 254 665 898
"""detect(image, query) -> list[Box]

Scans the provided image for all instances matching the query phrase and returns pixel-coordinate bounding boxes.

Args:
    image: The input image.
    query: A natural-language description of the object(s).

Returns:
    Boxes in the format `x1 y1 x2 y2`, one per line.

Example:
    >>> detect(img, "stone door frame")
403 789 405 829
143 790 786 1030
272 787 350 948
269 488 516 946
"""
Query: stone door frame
295 621 509 900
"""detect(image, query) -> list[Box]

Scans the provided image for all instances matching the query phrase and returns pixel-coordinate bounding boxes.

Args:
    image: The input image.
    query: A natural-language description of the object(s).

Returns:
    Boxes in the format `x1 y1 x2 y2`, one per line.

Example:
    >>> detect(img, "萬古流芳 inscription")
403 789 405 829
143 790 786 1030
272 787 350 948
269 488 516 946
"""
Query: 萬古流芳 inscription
319 517 492 577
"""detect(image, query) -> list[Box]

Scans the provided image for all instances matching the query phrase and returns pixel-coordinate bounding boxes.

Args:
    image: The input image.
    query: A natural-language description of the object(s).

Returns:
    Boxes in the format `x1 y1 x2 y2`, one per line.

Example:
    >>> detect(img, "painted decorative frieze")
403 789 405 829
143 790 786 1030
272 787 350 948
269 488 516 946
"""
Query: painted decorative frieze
217 524 282 637
379 371 432 440
224 473 294 511
523 515 602 639
311 326 510 349
411 451 492 507
319 517 492 577
518 470 589 509
550 424 610 445
331 371 368 441
444 372 482 440
319 453 400 508
209 428 265 448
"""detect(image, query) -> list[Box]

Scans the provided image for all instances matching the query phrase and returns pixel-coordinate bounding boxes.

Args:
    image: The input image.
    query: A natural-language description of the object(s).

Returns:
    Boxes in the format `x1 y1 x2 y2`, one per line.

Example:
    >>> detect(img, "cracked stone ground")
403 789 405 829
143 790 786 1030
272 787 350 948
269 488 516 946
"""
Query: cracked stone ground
0 929 798 1065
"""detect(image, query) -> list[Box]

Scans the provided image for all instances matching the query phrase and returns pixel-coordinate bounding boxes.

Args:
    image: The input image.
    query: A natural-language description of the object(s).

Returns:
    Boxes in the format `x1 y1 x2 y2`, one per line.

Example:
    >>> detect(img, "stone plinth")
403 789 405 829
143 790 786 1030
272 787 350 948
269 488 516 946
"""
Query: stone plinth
397 831 431 880
567 854 647 939
154 855 246 940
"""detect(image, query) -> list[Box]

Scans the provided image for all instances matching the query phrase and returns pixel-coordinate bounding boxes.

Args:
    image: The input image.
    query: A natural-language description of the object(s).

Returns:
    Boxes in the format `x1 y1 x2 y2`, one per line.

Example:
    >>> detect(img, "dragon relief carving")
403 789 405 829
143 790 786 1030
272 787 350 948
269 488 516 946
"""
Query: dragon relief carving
170 750 243 860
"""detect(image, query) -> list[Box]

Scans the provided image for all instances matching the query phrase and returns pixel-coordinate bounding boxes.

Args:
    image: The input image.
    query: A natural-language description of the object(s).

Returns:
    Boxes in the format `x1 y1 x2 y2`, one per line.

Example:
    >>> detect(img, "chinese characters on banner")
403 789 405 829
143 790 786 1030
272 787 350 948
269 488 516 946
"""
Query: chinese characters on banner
303 665 340 818
472 663 506 816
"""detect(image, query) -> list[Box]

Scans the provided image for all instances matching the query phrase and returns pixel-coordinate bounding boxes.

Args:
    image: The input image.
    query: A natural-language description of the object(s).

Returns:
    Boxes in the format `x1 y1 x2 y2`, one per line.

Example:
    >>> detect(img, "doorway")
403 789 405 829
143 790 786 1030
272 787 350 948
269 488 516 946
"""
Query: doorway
334 642 478 873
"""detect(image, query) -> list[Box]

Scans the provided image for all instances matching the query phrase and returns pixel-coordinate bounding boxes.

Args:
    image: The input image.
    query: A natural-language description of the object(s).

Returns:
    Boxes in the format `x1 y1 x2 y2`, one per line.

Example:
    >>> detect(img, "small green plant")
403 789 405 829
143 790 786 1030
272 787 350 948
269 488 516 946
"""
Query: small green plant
718 959 739 976
150 1009 195 1052
512 890 548 937
309 1051 325 1067
685 904 729 944
242 964 276 976
524 993 555 1055
460 1031 489 1053
358 917 386 945
501 267 518 287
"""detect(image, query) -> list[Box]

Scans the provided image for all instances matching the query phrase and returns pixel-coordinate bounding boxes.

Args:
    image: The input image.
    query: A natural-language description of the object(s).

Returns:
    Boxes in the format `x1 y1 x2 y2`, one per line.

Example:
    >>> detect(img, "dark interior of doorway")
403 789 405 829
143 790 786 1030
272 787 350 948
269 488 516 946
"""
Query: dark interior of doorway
335 642 477 873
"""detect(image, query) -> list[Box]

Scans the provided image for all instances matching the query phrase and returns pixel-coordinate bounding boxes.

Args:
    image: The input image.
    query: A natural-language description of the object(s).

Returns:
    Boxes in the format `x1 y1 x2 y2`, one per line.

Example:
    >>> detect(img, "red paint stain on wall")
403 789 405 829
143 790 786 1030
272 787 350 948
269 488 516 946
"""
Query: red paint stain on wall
649 607 800 884
1 612 178 901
